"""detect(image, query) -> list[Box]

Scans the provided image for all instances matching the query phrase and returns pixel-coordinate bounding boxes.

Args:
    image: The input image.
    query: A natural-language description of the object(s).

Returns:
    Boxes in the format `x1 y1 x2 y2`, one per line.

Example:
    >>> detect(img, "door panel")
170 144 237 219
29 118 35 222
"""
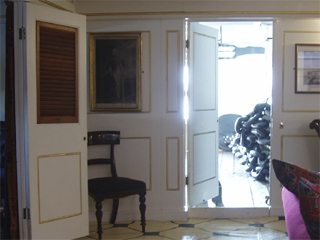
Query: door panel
188 23 219 207
20 2 88 239
38 153 82 223
193 132 217 184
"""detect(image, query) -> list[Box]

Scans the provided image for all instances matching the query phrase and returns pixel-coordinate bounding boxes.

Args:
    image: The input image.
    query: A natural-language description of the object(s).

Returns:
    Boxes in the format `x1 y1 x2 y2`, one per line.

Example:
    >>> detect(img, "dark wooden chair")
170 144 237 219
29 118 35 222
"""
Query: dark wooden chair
87 131 146 240
310 119 320 138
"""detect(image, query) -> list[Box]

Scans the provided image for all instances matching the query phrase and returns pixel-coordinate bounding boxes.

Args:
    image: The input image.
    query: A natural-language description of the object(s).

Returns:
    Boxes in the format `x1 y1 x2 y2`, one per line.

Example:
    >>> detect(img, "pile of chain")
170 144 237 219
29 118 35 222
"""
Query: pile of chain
230 102 271 182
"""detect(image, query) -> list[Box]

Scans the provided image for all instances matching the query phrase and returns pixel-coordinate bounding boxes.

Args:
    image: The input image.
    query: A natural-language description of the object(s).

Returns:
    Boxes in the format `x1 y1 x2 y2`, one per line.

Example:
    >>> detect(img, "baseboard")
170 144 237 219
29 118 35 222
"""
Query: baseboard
89 207 282 223
269 206 284 217
89 208 188 222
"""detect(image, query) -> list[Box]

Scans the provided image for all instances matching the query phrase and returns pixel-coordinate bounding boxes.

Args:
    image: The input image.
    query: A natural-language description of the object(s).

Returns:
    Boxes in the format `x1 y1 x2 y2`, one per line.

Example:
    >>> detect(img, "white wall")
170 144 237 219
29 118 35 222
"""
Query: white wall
87 19 187 222
74 0 319 16
82 1 320 221
270 17 320 216
28 0 76 12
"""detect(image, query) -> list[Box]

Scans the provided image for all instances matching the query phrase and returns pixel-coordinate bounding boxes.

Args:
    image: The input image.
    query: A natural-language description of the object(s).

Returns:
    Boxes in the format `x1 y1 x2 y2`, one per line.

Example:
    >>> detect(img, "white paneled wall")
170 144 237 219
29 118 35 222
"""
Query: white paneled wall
87 19 187 222
270 18 320 216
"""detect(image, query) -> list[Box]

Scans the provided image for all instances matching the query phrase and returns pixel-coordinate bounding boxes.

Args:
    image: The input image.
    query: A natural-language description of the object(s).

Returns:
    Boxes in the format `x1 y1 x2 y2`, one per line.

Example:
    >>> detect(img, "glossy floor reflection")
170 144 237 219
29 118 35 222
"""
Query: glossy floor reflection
77 217 288 240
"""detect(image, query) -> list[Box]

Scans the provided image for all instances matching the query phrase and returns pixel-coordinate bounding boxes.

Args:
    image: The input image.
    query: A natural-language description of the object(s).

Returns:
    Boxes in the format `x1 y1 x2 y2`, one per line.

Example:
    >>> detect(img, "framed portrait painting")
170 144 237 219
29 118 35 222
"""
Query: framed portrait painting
90 32 142 112
295 44 320 93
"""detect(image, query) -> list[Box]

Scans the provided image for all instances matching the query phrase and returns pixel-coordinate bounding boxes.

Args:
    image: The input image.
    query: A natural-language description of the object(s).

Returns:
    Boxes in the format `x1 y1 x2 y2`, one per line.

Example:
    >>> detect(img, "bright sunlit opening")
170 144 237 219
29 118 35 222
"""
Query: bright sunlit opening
183 64 189 123
183 18 189 212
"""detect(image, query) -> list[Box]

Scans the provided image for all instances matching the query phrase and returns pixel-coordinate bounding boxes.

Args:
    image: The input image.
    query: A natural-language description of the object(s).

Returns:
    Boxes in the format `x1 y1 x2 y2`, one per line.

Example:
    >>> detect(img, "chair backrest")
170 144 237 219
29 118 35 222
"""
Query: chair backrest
310 119 320 138
87 131 120 177
88 131 120 146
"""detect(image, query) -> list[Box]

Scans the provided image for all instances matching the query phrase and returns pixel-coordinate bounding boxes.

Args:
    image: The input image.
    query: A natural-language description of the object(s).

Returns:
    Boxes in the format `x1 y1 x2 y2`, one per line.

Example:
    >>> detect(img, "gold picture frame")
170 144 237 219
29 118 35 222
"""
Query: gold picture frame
90 32 142 112
295 44 320 93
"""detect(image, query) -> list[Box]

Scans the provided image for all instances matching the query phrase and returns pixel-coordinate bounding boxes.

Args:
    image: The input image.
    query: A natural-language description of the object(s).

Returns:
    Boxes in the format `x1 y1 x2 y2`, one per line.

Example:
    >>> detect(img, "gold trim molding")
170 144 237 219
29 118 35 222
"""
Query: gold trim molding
88 31 151 114
166 137 180 191
83 11 320 17
166 30 181 113
192 131 217 186
37 152 82 224
280 135 319 159
39 0 72 12
142 31 152 113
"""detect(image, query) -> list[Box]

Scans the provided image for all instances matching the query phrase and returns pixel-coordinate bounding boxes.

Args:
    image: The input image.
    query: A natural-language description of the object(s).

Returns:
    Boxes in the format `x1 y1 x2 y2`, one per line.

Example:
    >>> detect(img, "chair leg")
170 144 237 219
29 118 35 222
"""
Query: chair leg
95 200 103 240
110 199 119 224
139 193 146 233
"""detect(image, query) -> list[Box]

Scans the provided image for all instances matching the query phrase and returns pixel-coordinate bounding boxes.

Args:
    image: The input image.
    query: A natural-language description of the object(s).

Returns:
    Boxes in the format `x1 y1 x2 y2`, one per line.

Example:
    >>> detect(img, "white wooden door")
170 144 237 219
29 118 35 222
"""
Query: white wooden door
188 22 219 207
18 2 88 239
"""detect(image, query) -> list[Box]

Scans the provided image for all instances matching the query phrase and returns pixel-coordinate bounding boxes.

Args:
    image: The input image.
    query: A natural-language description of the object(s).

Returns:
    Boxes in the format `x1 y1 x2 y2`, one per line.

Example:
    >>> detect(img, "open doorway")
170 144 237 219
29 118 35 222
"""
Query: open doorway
194 21 273 208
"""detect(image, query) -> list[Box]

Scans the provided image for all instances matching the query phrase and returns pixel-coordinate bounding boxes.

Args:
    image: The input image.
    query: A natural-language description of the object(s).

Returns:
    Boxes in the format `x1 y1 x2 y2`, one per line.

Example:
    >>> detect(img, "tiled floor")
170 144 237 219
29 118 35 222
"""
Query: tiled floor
77 217 288 240
78 151 279 240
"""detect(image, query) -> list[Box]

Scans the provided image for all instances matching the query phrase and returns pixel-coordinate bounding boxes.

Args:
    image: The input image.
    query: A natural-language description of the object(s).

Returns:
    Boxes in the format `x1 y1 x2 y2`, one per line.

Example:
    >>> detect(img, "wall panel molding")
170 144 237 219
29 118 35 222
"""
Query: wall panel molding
166 30 180 113
281 135 319 171
141 31 152 113
37 152 82 223
282 30 320 112
193 131 217 185
83 11 320 18
166 137 180 190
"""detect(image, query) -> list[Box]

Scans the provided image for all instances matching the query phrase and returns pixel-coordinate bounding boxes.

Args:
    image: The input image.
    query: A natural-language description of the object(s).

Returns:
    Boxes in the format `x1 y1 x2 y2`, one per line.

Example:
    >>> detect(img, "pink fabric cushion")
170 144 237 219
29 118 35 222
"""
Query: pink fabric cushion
282 187 310 240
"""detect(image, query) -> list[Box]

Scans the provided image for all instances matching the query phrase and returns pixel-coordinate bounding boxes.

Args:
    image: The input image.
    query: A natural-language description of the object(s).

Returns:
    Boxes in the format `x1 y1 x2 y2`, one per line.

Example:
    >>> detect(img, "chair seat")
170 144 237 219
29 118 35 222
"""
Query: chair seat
88 177 146 198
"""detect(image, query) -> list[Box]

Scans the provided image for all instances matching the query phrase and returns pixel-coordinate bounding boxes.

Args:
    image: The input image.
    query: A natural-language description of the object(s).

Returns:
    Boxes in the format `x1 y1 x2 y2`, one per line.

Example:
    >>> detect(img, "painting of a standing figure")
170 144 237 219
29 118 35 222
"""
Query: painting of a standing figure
90 32 142 112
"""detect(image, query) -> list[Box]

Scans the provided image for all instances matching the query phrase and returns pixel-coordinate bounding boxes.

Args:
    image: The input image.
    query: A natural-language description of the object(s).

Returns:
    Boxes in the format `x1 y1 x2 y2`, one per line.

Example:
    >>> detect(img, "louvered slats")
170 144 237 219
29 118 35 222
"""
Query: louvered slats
37 21 78 123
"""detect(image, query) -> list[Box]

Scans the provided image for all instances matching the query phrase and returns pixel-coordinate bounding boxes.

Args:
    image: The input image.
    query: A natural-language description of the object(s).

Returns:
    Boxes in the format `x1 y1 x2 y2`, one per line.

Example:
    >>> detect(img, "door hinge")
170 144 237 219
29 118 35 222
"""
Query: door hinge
185 176 189 185
23 208 30 220
19 27 26 40
186 40 189 49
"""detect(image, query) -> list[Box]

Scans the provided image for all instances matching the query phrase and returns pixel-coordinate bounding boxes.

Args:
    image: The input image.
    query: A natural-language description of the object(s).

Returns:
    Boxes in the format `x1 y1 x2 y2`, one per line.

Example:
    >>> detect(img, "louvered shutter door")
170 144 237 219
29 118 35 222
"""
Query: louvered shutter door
37 21 78 123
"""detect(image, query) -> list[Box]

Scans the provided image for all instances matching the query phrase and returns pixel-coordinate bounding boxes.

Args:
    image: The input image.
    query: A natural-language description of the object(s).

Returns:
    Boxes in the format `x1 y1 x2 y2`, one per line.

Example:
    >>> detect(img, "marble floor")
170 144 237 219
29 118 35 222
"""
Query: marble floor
77 217 288 240
77 152 278 240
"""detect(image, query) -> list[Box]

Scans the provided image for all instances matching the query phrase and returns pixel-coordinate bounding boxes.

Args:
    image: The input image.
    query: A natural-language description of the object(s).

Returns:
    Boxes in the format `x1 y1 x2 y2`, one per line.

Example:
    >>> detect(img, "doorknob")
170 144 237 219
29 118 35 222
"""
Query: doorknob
83 136 86 141
280 122 284 129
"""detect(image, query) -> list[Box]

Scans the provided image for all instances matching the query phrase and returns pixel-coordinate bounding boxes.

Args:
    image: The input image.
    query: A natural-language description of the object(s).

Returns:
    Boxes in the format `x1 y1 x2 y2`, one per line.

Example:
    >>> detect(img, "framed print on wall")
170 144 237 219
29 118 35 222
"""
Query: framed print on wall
90 32 142 112
295 44 320 93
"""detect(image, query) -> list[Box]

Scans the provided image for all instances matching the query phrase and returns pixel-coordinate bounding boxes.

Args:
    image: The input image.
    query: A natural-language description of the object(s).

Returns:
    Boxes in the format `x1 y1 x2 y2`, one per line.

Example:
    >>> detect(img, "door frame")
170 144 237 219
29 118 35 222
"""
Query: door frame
186 15 319 219
14 2 30 238
3 1 20 239
185 17 273 218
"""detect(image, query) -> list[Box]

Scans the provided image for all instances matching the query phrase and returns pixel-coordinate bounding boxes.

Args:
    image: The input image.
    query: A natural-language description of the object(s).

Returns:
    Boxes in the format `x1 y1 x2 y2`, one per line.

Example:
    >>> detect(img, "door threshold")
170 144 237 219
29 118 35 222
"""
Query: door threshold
188 207 270 219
